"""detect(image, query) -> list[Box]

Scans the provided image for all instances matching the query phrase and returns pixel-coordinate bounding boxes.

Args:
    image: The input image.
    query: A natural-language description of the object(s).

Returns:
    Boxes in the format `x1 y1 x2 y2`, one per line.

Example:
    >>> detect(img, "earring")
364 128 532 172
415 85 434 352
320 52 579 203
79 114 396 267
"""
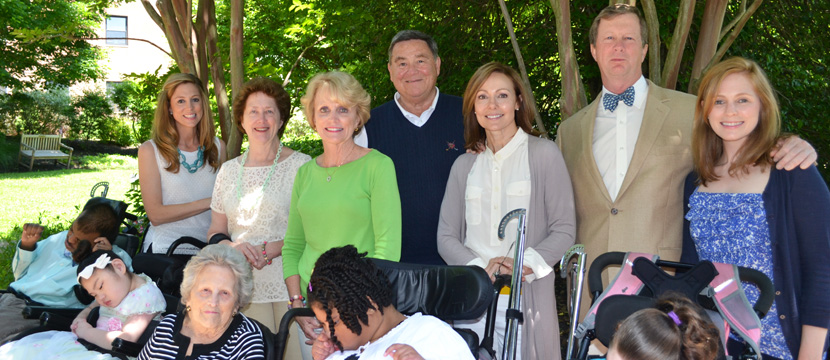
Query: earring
186 305 192 312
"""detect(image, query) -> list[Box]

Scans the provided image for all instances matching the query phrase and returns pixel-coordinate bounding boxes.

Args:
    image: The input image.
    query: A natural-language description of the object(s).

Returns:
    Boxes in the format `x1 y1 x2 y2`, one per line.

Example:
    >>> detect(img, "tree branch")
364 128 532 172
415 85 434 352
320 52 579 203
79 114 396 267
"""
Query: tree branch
283 36 326 88
86 37 172 57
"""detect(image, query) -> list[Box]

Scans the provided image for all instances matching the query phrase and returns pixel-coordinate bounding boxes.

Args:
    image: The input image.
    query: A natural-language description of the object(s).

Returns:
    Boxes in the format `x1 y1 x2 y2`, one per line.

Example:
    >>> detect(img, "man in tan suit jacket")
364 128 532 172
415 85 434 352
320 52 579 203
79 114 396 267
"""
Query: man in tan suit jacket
557 4 816 323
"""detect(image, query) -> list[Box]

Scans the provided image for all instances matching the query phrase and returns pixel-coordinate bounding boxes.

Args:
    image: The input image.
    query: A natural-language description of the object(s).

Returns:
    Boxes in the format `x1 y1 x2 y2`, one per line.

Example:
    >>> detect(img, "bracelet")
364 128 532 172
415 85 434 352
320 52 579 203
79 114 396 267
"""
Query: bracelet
261 242 272 265
208 233 231 245
287 294 306 309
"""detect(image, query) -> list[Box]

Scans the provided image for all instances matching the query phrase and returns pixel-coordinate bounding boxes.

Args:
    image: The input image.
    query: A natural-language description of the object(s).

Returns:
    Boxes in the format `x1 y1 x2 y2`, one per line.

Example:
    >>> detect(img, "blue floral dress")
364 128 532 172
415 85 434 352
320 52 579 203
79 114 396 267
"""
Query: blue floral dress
686 190 791 360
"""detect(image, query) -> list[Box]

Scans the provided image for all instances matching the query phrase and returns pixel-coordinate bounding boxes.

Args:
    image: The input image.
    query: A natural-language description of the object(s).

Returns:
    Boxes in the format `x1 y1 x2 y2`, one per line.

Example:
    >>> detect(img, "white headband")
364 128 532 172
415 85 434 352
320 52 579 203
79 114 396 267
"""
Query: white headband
77 253 112 282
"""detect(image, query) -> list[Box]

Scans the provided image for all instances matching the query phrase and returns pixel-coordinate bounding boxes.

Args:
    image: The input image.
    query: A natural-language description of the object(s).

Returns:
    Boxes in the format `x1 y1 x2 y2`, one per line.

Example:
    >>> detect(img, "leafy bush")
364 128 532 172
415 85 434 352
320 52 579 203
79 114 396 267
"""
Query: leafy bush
283 132 323 158
70 89 113 140
99 116 135 146
0 88 74 136
110 67 175 144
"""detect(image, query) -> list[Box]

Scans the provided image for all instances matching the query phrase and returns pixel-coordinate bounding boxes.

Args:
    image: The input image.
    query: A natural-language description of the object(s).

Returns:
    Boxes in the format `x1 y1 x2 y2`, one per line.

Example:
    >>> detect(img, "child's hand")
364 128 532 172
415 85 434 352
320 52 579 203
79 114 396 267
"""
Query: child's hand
92 237 112 252
384 344 425 360
70 317 84 332
20 223 44 251
311 331 335 360
73 319 93 337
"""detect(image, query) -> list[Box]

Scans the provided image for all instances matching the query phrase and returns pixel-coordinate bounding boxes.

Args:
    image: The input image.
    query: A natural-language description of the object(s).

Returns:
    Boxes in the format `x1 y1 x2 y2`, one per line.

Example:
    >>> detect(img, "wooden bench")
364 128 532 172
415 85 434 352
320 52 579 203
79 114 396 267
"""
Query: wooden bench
18 134 74 170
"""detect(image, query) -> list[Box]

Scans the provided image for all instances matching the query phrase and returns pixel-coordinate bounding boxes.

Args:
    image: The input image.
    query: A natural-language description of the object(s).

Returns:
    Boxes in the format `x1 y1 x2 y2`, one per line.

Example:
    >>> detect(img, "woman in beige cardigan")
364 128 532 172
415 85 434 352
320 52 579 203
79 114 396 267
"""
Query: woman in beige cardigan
437 62 576 360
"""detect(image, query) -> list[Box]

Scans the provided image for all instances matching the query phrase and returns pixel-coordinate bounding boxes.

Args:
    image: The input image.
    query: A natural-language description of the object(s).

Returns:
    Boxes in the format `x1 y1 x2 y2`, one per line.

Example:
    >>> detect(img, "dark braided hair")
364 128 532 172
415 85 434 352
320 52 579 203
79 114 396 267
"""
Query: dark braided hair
307 245 394 351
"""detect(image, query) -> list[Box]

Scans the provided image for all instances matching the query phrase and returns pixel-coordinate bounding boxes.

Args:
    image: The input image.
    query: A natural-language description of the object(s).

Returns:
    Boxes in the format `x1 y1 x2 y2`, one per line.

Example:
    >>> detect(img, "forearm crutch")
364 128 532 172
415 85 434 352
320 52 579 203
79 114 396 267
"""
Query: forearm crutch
559 244 586 360
498 208 527 360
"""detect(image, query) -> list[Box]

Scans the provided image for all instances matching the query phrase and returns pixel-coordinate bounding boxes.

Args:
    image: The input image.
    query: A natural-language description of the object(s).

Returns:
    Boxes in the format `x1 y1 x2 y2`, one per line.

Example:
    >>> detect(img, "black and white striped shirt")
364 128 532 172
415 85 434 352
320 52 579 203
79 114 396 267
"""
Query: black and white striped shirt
138 312 265 360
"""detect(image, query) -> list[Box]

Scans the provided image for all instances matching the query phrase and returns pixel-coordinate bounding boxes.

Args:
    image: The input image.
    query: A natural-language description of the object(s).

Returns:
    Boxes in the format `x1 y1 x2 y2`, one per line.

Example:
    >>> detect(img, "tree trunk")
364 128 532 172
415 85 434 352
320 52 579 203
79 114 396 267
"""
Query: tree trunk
640 0 662 86
689 0 727 92
202 0 233 153
549 0 587 120
227 0 244 157
662 0 696 90
497 0 548 137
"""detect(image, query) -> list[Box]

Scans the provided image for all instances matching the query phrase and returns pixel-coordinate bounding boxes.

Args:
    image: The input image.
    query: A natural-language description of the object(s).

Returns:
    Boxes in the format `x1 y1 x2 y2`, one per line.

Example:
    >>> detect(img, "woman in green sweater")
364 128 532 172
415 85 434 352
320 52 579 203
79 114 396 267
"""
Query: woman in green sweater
282 71 402 359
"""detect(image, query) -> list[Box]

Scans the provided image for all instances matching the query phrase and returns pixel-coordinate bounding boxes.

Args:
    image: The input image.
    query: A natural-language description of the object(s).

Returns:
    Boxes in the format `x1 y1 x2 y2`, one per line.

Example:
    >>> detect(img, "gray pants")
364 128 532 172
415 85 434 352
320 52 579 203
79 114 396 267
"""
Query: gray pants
0 293 40 344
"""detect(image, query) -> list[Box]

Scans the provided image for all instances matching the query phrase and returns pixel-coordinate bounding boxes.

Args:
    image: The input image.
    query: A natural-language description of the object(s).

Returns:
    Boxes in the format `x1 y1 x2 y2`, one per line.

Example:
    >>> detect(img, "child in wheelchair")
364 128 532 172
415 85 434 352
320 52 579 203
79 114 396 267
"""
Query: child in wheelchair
604 295 719 360
1 203 133 343
307 245 474 360
0 249 164 359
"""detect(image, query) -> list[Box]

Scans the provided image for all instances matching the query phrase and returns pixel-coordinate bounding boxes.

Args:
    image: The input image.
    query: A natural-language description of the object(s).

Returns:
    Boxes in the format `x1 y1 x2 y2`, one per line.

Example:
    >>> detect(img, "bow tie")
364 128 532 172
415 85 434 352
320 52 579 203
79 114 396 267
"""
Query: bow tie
602 86 635 112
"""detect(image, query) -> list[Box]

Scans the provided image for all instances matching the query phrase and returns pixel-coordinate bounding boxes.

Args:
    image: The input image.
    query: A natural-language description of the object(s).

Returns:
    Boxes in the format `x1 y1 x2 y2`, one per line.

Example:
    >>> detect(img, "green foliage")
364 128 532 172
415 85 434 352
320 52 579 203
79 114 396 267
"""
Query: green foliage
283 133 323 158
0 134 20 172
99 116 135 146
110 67 176 144
70 89 113 140
1 0 108 89
0 87 74 135
124 177 145 217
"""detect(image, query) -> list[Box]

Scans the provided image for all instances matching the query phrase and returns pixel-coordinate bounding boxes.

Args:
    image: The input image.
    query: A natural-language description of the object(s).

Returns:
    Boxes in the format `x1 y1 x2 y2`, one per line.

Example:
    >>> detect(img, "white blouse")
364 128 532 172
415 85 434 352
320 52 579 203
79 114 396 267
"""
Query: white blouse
211 151 310 303
464 128 552 282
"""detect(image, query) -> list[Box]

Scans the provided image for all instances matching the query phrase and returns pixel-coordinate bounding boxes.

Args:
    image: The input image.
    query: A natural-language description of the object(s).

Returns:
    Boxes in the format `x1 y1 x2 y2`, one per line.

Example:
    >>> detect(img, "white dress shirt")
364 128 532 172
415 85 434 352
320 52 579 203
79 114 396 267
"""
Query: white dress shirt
354 87 441 147
464 128 552 282
592 76 648 201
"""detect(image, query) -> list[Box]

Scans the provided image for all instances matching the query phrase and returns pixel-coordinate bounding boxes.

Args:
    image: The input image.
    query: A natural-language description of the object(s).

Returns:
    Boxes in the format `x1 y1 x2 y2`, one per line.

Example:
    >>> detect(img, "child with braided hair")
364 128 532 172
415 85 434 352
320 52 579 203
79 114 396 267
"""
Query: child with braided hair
307 245 473 360
605 294 720 360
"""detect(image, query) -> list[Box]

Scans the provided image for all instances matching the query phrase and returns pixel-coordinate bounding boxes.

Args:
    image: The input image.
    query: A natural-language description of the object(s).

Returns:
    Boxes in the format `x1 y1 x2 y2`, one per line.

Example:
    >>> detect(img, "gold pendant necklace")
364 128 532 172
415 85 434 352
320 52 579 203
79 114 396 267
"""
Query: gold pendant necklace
324 145 355 182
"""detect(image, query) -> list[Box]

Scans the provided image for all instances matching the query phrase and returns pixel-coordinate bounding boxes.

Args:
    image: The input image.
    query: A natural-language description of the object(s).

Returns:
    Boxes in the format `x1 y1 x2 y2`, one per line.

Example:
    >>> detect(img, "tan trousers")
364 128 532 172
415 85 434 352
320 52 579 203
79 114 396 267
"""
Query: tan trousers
243 301 304 360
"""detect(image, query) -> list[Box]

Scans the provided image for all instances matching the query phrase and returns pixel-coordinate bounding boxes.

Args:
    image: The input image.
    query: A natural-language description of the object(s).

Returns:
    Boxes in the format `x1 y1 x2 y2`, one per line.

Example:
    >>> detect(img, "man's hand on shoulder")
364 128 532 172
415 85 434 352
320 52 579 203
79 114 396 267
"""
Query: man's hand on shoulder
771 136 817 170
19 223 44 251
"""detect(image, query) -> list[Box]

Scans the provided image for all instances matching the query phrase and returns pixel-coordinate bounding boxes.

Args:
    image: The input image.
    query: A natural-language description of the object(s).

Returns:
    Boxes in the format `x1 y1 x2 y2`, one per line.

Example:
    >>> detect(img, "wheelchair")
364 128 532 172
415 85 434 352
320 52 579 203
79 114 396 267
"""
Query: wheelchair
274 259 500 360
563 251 775 360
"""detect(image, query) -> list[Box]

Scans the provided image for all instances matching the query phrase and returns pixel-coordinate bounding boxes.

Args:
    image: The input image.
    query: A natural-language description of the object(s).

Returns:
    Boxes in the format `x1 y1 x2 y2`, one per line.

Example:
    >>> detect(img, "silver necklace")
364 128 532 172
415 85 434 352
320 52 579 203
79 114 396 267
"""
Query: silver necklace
236 142 284 202
324 145 355 182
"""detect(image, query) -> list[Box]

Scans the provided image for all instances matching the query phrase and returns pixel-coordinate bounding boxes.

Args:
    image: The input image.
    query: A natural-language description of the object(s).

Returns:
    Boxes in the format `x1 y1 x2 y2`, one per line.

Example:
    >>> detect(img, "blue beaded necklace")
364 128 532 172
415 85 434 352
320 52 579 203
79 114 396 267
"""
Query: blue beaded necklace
178 146 205 173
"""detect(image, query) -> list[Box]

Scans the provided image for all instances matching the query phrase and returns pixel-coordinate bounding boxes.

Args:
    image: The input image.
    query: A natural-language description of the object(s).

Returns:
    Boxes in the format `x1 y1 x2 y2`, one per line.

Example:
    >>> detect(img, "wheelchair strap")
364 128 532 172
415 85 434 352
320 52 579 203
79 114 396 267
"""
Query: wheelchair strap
575 252 658 339
632 257 716 301
707 262 763 358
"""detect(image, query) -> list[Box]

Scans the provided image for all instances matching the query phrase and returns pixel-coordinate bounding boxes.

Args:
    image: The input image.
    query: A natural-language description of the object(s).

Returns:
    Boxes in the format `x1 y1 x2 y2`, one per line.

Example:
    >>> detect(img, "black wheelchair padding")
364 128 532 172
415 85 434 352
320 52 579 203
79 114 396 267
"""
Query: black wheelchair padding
372 259 493 322
631 257 717 301
595 295 656 346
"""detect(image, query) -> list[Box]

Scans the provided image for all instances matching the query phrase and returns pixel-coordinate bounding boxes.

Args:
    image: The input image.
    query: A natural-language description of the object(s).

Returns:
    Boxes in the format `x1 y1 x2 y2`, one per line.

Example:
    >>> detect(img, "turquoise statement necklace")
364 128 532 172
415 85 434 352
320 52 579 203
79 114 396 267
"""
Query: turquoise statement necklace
179 146 205 173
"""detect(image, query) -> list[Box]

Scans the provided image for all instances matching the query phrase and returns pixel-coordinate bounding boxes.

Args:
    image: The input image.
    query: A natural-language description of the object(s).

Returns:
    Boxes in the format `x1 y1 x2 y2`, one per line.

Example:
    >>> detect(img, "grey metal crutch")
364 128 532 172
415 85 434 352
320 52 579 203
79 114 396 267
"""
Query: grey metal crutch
498 208 527 360
560 244 587 360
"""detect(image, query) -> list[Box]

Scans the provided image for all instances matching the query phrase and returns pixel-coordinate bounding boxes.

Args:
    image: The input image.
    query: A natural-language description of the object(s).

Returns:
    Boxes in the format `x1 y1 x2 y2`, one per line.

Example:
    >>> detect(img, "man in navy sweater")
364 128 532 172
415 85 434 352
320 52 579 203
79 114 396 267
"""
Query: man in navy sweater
355 30 464 265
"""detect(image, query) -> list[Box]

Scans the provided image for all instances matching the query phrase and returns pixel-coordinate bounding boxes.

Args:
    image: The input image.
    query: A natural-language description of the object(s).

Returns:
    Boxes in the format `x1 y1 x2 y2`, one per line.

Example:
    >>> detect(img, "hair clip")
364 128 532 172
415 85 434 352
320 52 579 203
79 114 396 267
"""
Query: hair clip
77 253 112 281
667 310 682 326
308 282 313 293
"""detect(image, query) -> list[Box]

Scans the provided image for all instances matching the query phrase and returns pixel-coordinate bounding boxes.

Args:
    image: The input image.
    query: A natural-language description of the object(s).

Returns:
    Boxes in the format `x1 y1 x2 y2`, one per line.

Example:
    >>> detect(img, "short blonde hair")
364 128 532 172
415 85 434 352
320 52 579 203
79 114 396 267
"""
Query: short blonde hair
300 71 371 136
180 244 253 310
693 57 781 186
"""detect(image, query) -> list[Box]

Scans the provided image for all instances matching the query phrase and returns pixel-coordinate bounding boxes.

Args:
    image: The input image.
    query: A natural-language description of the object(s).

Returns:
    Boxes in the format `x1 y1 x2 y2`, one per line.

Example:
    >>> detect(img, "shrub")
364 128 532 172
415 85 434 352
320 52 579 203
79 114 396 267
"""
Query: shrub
0 88 74 136
70 89 113 140
99 116 134 146
110 67 176 144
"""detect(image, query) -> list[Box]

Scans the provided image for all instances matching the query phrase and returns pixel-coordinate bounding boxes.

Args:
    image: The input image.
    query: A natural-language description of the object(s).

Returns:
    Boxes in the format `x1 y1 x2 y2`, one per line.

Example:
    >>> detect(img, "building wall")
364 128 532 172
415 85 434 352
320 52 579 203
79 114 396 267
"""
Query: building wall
74 1 172 94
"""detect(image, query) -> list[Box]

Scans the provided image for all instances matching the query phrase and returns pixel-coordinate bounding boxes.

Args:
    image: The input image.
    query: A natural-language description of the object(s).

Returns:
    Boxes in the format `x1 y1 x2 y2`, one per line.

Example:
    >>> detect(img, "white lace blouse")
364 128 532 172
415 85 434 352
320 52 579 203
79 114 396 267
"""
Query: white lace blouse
211 151 310 303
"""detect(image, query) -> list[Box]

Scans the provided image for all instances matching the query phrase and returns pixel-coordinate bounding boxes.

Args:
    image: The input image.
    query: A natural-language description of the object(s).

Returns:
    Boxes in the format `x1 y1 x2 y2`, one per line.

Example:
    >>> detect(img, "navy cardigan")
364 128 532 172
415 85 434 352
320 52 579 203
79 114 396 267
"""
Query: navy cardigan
681 166 830 358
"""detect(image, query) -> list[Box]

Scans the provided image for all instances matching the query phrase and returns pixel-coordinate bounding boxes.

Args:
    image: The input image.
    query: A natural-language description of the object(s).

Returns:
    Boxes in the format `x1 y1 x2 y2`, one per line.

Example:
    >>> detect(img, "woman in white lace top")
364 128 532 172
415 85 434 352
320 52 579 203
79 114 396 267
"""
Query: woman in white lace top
207 77 310 358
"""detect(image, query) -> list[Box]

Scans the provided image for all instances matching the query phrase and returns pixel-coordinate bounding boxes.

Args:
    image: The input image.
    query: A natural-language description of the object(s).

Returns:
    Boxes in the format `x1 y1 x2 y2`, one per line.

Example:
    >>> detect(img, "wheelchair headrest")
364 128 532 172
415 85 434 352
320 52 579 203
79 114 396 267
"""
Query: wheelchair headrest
371 259 493 322
594 295 656 346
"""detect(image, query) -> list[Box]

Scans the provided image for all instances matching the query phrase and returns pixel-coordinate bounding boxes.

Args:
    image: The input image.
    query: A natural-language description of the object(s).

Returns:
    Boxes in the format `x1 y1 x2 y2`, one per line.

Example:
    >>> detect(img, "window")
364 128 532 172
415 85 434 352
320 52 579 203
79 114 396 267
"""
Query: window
106 16 127 45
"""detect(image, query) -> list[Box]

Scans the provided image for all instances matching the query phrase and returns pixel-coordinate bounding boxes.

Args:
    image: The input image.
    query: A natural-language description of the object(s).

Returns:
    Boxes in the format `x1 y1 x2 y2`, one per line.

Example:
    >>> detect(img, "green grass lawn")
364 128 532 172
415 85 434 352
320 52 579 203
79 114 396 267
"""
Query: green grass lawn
0 158 138 288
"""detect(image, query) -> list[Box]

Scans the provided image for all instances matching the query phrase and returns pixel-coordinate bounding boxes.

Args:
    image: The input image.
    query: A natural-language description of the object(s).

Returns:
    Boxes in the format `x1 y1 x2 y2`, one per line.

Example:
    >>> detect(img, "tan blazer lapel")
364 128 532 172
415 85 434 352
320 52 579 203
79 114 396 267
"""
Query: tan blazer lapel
617 81 671 198
579 97 614 204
